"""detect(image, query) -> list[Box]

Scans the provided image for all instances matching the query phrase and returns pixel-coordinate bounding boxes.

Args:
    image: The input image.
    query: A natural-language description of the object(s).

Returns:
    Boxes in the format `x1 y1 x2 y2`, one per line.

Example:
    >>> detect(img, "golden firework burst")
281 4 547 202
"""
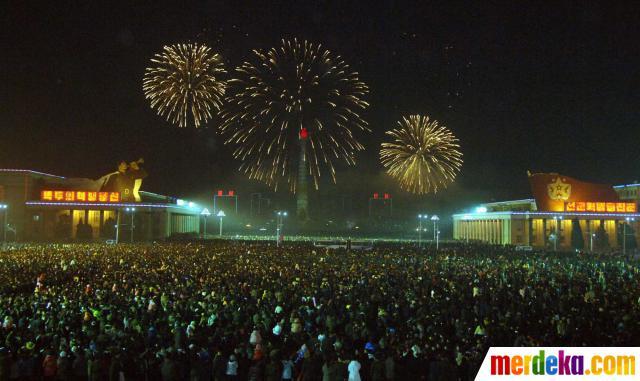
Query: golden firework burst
220 38 369 191
143 43 226 128
381 115 463 194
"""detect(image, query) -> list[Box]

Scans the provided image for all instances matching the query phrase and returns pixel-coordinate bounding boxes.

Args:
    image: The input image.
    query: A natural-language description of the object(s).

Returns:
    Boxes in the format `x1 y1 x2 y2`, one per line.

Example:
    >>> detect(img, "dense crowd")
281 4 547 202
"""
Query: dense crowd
0 241 637 380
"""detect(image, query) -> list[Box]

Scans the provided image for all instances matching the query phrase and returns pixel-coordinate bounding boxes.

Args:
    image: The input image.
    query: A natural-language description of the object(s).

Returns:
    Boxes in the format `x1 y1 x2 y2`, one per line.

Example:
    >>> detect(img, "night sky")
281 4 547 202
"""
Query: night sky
3 1 640 216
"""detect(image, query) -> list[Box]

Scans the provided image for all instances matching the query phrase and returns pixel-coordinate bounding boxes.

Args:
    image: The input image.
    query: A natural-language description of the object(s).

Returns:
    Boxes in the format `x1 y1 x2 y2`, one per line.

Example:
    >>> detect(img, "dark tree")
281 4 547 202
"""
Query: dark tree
571 220 584 250
594 223 609 251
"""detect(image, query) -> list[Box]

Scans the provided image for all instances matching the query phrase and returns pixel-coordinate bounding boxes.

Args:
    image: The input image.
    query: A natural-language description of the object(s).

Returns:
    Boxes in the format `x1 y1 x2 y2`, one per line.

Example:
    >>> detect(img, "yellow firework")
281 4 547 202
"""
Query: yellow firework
380 115 463 194
220 38 369 191
143 43 226 128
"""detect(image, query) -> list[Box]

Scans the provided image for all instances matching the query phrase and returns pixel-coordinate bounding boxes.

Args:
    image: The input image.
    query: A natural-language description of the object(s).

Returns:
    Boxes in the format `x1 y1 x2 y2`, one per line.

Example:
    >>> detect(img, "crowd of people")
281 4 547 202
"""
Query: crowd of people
0 241 637 380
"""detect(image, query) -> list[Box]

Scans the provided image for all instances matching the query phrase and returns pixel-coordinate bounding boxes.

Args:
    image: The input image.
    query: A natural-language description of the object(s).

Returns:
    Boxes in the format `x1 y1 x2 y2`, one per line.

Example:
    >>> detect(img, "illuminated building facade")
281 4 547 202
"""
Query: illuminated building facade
452 173 640 250
0 169 201 241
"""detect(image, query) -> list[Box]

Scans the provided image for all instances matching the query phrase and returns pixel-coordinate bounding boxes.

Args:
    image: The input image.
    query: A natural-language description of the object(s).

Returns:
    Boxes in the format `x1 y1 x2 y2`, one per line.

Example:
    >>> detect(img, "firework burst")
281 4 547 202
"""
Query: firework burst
143 43 226 128
380 115 462 194
220 38 369 191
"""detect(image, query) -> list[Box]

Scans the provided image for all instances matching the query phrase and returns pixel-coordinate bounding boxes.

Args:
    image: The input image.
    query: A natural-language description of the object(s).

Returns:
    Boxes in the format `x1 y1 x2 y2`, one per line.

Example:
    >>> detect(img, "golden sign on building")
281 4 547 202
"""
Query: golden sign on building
547 177 571 201
41 190 121 203
565 201 636 213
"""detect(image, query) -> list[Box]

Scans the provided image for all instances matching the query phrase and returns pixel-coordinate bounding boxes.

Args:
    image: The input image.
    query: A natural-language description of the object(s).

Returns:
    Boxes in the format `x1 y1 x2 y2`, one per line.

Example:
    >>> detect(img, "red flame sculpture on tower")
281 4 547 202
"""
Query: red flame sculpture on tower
299 127 308 140
297 128 309 220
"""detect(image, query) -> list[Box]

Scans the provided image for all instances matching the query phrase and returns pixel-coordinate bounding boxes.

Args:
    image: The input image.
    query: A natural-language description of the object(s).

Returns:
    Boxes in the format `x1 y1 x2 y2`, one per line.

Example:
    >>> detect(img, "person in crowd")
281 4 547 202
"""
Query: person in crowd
281 354 294 381
347 352 362 381
226 354 239 380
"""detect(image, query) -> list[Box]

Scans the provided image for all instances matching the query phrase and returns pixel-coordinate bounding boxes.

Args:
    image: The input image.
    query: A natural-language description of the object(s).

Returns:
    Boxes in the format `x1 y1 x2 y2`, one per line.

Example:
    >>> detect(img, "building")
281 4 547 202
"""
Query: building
614 182 640 202
452 172 640 250
0 168 201 242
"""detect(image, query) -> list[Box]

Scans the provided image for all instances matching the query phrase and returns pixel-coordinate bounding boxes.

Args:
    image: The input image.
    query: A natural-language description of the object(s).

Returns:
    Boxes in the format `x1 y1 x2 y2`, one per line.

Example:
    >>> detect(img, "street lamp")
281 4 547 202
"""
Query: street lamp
276 211 288 247
553 216 562 251
431 215 440 240
115 209 120 244
417 214 428 248
125 207 136 243
590 233 596 252
201 208 211 239
431 215 440 249
624 217 635 255
217 210 226 237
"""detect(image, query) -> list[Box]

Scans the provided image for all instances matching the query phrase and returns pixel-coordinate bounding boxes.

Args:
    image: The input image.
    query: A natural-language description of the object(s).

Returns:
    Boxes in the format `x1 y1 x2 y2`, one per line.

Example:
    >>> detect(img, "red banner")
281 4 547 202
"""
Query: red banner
528 172 620 212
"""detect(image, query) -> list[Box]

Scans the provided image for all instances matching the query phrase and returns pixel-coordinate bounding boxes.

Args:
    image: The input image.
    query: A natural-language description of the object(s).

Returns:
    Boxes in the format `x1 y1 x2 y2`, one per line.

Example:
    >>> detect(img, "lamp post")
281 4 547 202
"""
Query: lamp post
624 217 635 255
431 215 440 243
276 211 288 247
553 216 562 251
115 209 121 244
125 207 136 243
217 210 226 237
590 233 596 252
417 214 428 248
436 229 441 250
201 208 211 239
